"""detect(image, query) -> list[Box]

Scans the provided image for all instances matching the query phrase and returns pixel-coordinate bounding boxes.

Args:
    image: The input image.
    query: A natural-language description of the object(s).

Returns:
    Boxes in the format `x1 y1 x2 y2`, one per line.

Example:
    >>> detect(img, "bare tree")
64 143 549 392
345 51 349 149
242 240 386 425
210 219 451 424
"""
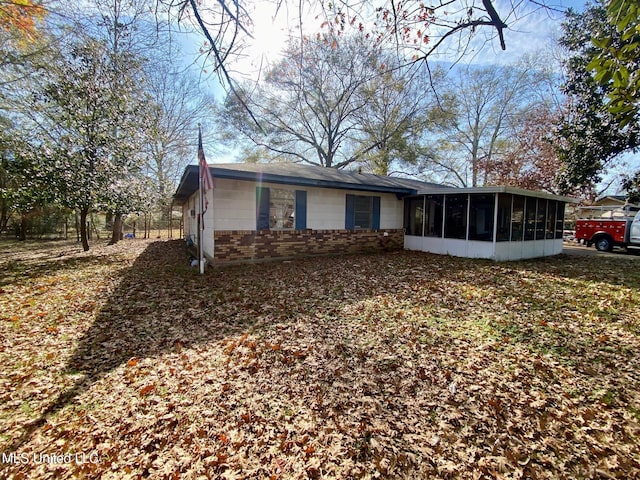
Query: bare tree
144 50 214 210
158 0 257 122
429 62 541 187
356 64 446 176
170 1 568 121
220 34 385 169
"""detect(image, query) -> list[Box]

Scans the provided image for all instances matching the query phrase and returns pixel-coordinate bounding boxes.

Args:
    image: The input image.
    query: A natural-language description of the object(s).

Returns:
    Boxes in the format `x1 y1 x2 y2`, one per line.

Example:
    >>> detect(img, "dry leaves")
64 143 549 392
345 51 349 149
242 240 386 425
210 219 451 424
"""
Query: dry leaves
1 239 640 479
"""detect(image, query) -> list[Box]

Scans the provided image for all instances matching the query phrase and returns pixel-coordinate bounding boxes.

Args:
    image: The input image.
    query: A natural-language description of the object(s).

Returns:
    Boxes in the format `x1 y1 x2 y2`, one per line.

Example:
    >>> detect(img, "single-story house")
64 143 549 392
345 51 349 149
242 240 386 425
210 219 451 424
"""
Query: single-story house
592 195 635 208
173 163 575 264
576 195 639 219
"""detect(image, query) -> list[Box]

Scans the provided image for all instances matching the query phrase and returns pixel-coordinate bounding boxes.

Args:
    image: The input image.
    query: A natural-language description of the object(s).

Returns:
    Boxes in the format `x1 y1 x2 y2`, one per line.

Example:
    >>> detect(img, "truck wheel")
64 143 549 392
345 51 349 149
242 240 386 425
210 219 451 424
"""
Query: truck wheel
594 236 613 252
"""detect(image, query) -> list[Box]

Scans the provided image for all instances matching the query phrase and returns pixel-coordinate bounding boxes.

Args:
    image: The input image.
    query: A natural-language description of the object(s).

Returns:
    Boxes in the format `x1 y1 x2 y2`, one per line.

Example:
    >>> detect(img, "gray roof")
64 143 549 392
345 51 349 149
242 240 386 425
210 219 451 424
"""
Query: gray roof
416 185 578 203
173 162 444 203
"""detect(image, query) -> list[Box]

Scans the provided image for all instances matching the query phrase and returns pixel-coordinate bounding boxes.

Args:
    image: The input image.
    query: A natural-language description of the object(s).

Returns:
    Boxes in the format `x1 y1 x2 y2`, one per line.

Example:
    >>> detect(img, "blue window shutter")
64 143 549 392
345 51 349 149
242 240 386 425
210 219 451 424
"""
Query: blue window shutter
345 194 355 230
256 186 270 230
295 190 307 230
372 196 381 230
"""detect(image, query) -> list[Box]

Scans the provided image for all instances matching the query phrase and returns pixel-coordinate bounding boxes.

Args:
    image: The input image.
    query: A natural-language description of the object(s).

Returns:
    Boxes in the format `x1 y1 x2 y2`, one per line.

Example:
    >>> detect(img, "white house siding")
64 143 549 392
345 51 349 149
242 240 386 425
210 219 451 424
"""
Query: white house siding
183 178 405 261
493 239 563 261
202 186 214 260
380 193 404 229
307 187 402 230
183 187 214 260
183 196 198 241
210 179 256 231
205 178 404 231
404 236 563 261
404 237 493 259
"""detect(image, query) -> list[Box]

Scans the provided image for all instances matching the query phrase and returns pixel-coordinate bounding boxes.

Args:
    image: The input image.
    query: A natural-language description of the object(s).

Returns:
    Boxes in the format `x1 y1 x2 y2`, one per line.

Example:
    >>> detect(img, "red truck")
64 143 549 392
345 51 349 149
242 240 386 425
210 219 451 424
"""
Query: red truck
575 210 640 252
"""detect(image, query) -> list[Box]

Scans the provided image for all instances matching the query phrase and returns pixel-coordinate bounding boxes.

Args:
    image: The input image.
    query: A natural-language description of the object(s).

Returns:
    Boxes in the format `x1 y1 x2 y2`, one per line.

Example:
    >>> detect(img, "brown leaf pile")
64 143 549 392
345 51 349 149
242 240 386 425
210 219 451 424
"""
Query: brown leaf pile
1 239 639 479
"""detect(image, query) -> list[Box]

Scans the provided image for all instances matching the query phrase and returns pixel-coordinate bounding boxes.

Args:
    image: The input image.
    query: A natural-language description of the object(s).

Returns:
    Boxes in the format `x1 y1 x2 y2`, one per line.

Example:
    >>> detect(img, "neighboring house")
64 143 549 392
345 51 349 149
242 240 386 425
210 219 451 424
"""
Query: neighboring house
594 195 633 207
173 163 575 264
577 195 640 219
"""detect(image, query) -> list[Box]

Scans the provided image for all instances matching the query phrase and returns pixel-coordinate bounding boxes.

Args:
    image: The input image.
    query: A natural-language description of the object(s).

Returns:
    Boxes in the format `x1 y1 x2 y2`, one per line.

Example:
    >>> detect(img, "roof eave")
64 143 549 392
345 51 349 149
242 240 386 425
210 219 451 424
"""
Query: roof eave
212 167 417 194
173 165 420 199
415 185 578 203
172 165 199 205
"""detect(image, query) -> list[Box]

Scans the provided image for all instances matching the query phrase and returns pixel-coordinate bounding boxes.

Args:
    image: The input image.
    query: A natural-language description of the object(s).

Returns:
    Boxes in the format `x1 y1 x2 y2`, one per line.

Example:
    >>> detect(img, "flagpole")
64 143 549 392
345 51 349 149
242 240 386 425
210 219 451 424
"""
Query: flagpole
199 177 205 274
198 124 205 275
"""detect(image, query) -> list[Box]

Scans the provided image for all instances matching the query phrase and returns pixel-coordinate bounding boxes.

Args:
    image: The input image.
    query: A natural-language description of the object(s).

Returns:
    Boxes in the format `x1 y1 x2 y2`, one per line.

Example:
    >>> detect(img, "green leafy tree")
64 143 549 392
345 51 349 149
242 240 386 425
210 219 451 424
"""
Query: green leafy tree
0 120 12 233
36 37 148 250
0 126 53 239
589 0 640 127
622 171 640 204
90 0 156 244
555 2 639 195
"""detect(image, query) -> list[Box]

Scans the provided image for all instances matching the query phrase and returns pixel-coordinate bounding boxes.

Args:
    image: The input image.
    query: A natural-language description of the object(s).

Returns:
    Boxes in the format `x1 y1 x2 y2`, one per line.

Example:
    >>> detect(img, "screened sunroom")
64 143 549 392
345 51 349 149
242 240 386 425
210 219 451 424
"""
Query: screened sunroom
403 187 575 261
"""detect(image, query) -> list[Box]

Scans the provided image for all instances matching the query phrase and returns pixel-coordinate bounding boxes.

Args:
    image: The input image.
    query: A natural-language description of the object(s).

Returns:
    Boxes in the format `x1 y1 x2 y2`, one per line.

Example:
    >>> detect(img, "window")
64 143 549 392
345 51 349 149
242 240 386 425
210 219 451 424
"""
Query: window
524 197 536 241
496 194 512 242
404 195 443 237
511 195 525 241
536 199 547 240
345 195 380 230
546 200 557 239
354 196 373 229
270 188 295 229
555 202 565 239
444 194 468 239
404 197 424 236
424 195 444 237
469 194 495 241
256 187 307 230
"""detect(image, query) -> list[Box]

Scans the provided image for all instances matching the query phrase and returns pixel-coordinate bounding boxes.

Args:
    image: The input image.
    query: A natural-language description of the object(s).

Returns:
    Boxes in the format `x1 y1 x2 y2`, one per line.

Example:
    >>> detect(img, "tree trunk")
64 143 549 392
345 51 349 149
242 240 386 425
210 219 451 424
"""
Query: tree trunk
80 208 90 251
105 212 113 230
0 201 8 234
18 213 27 241
90 213 98 240
109 213 123 245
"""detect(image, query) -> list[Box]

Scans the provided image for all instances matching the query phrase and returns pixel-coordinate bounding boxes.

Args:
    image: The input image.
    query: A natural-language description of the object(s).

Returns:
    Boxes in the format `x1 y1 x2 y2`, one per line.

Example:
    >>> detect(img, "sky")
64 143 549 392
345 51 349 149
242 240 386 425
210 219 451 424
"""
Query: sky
232 0 590 77
191 0 591 147
187 0 639 195
181 0 589 97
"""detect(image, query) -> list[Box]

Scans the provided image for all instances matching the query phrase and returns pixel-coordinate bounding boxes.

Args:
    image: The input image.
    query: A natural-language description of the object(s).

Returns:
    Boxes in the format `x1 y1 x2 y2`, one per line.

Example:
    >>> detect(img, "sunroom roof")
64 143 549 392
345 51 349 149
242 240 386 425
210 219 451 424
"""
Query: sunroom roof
416 185 578 203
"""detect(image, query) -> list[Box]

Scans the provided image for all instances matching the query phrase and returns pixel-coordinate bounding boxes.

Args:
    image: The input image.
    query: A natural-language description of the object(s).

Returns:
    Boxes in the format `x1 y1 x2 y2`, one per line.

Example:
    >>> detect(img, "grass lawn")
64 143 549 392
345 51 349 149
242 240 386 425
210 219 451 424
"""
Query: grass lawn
1 239 640 479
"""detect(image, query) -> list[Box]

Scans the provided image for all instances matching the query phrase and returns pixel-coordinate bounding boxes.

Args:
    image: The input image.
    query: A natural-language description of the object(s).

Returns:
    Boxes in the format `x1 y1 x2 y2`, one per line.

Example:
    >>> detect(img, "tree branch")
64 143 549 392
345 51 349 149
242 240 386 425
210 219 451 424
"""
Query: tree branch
186 0 262 130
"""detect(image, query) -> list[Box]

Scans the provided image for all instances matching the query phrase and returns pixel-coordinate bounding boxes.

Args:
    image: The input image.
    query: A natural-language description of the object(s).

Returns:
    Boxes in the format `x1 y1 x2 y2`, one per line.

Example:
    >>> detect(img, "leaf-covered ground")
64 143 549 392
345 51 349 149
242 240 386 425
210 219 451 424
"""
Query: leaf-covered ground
1 239 640 479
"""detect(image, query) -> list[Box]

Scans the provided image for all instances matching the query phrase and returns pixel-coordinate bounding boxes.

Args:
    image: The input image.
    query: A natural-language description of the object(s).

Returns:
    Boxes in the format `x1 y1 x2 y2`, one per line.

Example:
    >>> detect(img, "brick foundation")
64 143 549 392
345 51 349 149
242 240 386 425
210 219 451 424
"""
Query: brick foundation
212 229 404 264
